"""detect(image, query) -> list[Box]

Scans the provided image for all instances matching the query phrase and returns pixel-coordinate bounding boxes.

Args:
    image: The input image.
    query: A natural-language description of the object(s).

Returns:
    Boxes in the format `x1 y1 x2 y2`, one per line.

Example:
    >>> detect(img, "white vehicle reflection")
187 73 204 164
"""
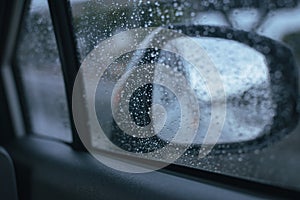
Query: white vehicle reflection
133 36 274 144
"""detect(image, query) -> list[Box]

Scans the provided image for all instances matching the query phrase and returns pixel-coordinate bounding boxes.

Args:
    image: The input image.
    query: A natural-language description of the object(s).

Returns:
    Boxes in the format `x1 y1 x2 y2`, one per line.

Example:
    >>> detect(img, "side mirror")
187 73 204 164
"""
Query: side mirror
95 25 298 155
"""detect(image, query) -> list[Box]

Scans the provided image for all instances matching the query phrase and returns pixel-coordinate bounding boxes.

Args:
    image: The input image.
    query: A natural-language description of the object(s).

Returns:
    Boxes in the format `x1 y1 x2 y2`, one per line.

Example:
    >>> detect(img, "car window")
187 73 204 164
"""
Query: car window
68 0 300 191
15 0 72 142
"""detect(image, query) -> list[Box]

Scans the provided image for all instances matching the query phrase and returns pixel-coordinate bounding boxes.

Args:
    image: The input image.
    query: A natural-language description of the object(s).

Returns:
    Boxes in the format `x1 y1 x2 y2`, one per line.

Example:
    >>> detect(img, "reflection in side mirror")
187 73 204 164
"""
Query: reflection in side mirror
154 37 273 144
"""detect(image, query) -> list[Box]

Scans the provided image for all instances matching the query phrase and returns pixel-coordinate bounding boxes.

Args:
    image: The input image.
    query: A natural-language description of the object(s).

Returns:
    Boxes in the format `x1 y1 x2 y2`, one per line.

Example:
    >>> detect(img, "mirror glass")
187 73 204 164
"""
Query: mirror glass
100 36 274 145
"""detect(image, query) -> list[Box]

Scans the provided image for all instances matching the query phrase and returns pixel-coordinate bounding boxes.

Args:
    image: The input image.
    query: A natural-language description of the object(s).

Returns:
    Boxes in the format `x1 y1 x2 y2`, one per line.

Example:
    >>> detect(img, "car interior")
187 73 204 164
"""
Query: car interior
1 0 300 199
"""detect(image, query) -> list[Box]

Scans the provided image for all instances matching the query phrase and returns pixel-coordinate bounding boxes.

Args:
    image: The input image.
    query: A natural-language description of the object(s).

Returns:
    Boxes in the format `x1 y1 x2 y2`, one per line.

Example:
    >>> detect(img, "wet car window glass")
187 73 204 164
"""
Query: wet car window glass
70 0 300 190
15 0 72 142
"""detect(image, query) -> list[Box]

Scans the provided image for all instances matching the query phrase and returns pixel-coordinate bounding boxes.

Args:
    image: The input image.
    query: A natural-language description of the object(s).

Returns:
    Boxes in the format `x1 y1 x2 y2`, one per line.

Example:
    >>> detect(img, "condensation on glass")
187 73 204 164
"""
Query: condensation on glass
16 0 72 142
70 0 300 191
